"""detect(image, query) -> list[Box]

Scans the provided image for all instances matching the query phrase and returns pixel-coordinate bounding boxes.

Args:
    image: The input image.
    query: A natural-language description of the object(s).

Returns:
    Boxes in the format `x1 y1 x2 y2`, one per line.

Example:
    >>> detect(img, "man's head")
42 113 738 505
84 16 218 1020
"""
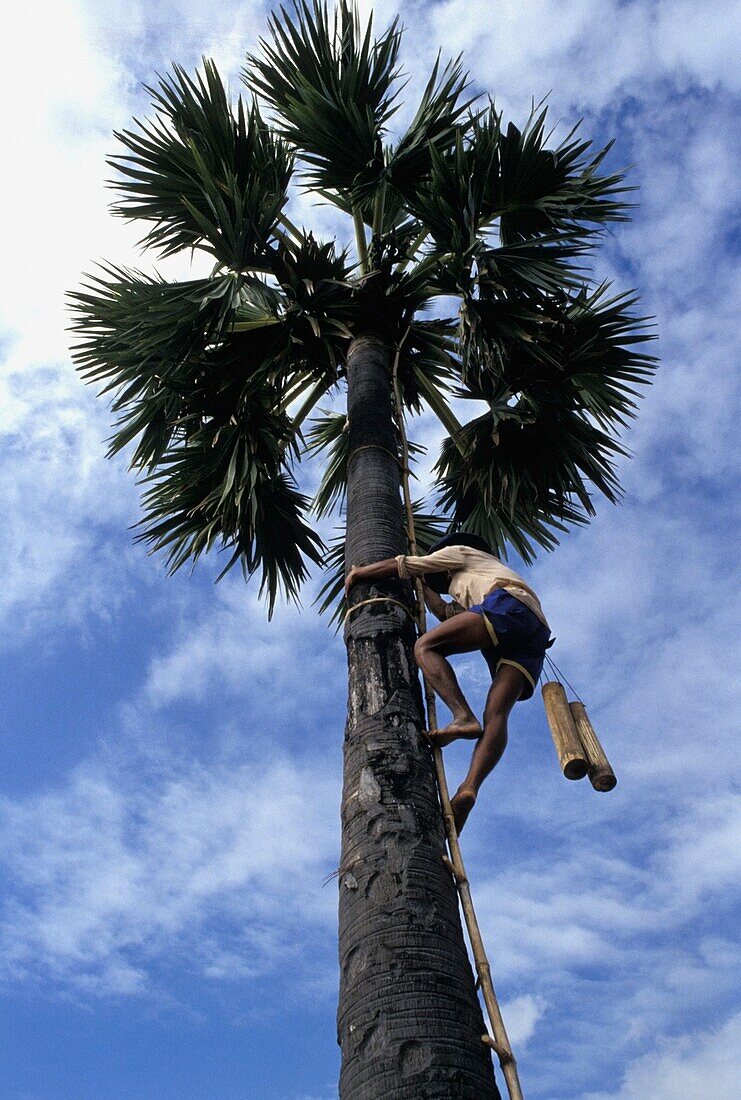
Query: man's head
424 532 494 593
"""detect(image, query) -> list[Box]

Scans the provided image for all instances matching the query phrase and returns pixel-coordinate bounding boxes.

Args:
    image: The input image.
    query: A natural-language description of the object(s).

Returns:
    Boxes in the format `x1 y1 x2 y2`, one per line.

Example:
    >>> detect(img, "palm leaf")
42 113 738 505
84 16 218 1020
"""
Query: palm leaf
394 319 460 415
70 237 361 478
110 60 293 268
134 382 323 615
246 0 401 202
69 267 246 468
402 127 491 256
435 398 628 562
488 104 634 244
458 283 657 430
305 410 349 517
272 233 356 383
387 53 475 201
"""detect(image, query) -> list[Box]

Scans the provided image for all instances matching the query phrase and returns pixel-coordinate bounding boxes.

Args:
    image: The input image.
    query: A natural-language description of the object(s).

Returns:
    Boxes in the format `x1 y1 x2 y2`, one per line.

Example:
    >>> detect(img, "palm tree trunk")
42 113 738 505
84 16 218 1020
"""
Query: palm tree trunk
339 333 501 1099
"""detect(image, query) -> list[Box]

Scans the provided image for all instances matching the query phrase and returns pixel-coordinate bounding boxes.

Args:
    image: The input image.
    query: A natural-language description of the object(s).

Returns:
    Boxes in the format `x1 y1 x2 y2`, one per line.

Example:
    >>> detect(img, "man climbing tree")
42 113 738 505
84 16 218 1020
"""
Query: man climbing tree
345 532 553 833
70 2 656 1096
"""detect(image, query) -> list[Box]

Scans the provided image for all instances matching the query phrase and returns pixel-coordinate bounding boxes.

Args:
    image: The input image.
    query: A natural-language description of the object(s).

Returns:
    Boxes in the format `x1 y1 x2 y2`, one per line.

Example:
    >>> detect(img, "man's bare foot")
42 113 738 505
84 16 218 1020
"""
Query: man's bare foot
426 716 483 749
450 787 477 834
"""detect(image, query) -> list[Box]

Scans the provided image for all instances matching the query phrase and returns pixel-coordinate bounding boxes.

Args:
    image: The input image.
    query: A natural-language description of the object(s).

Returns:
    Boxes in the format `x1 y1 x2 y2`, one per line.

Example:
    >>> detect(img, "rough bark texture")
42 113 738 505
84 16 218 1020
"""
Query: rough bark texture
338 333 501 1099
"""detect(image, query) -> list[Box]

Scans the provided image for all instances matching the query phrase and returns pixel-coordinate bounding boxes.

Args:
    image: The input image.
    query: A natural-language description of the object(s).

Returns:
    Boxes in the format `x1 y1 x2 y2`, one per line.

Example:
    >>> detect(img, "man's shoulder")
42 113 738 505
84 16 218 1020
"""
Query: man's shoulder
460 547 504 568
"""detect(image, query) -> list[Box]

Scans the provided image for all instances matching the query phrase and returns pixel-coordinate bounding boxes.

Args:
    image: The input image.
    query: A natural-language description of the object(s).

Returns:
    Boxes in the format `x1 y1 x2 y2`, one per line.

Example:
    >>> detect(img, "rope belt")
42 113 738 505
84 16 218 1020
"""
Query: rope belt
344 596 416 623
348 442 405 469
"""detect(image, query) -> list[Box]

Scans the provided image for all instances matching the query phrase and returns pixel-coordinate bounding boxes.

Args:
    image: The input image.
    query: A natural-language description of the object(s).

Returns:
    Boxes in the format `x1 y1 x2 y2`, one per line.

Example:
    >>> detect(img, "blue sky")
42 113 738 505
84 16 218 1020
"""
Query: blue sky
0 1 739 1097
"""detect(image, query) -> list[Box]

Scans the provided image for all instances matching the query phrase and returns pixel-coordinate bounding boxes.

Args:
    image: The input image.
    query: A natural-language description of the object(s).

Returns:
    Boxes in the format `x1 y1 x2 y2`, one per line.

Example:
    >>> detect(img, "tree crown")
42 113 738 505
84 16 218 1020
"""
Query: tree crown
70 0 657 616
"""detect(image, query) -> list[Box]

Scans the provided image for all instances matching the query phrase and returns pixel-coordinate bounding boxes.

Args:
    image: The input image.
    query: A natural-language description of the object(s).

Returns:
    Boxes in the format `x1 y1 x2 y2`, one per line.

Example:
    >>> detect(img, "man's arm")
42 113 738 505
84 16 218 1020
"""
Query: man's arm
344 558 398 595
423 585 449 622
345 546 467 594
344 564 462 624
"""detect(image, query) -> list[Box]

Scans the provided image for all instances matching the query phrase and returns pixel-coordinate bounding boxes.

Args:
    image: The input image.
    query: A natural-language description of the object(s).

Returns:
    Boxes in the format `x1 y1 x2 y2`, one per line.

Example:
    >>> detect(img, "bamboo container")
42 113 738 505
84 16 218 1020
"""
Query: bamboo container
569 701 617 791
542 681 589 780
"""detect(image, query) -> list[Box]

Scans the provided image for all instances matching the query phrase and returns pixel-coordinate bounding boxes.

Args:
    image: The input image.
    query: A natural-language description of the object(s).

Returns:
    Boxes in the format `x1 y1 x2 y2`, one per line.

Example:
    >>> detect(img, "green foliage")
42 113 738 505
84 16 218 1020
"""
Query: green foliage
436 399 626 562
70 265 324 613
246 1 402 202
436 285 656 561
70 268 244 468
135 389 323 615
110 60 293 267
490 106 634 244
387 54 474 203
305 410 350 517
72 1 657 617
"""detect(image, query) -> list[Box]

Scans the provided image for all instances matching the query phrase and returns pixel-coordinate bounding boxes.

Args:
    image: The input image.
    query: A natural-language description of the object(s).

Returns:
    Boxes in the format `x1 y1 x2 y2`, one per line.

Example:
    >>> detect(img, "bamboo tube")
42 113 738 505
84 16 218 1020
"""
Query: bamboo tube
569 701 617 792
541 682 589 780
392 356 524 1100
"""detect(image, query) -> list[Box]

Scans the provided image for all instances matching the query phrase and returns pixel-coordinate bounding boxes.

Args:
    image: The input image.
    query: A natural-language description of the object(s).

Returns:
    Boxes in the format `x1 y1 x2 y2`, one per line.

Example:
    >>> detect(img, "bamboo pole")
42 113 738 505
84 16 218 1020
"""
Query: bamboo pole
541 682 589 780
569 701 617 792
392 354 525 1100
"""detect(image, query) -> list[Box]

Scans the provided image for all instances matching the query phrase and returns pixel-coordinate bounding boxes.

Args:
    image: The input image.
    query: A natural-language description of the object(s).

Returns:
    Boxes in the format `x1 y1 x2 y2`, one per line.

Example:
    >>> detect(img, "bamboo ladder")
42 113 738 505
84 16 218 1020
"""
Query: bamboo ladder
390 356 525 1100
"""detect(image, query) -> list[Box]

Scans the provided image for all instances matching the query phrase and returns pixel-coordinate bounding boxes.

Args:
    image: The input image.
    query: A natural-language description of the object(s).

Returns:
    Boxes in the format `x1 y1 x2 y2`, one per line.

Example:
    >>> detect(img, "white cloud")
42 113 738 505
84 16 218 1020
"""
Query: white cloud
142 579 346 729
426 0 740 116
0 1 274 638
500 993 548 1049
583 1011 741 1100
0 747 339 998
0 361 144 640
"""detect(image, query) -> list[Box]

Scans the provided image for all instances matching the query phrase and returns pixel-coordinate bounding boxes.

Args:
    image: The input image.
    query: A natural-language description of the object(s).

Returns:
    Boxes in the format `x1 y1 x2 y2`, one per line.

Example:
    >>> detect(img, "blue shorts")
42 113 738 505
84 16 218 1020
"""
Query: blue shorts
468 590 553 700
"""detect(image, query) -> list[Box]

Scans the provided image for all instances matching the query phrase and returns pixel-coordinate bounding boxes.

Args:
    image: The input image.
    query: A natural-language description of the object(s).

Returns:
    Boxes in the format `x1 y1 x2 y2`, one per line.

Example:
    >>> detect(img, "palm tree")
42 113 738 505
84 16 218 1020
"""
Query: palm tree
70 3 656 1096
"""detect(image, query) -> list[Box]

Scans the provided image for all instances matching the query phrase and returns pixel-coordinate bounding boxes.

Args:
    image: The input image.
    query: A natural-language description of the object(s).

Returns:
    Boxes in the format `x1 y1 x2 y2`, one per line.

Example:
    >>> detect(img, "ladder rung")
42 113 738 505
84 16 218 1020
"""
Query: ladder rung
481 1034 514 1066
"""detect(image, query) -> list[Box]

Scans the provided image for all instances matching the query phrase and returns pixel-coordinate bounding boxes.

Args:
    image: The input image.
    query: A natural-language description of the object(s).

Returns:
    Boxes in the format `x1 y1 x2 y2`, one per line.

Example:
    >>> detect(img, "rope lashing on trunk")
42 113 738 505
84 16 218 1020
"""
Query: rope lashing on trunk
390 343 526 1100
348 441 407 470
344 596 416 622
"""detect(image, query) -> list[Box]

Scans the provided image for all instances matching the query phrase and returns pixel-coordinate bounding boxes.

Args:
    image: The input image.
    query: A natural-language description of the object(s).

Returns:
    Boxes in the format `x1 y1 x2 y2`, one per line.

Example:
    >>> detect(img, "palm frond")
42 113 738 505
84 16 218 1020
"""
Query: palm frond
314 537 347 625
440 276 656 558
387 53 475 200
404 100 632 252
476 235 587 296
69 266 247 468
273 234 356 382
401 117 590 301
435 399 629 562
402 127 492 257
70 236 362 475
458 283 657 430
412 366 465 441
246 0 401 202
305 410 349 517
484 103 634 244
552 285 657 428
110 59 292 268
135 383 323 615
394 319 460 415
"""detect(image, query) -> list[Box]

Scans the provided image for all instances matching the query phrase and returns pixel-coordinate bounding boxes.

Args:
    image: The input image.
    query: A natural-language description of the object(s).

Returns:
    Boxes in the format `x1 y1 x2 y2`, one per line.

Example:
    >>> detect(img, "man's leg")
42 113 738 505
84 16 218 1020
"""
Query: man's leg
450 663 527 833
413 612 492 743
